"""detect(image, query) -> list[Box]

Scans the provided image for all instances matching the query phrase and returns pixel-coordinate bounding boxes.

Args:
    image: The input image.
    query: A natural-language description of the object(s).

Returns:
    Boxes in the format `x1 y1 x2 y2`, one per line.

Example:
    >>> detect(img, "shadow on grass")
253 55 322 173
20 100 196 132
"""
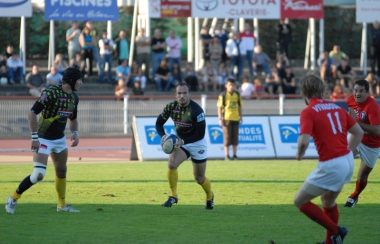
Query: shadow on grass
1 203 380 244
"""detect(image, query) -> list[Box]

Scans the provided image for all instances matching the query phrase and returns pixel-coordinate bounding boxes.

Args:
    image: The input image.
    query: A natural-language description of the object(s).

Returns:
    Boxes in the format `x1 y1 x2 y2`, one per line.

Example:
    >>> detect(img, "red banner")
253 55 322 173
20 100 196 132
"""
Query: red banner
281 0 324 19
160 0 191 18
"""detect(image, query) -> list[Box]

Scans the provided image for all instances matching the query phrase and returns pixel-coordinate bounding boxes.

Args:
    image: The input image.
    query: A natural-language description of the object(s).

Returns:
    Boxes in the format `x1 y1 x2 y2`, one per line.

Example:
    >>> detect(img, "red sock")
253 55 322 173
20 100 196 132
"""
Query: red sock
349 180 367 199
323 204 339 244
299 202 338 235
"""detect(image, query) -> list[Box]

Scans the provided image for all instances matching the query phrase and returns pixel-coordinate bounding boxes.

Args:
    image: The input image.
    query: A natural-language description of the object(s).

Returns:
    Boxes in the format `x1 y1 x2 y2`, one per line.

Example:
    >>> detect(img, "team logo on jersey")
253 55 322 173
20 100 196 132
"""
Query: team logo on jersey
145 126 175 145
279 124 314 143
197 113 205 122
360 111 367 120
40 94 48 102
208 124 265 144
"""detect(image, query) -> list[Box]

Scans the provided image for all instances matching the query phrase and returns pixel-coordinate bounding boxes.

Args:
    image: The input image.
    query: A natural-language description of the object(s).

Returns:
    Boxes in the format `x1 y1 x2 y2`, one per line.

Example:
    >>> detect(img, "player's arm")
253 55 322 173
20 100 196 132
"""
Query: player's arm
155 104 170 138
348 123 364 154
348 107 380 135
69 119 79 147
29 97 46 152
181 120 206 146
296 133 310 161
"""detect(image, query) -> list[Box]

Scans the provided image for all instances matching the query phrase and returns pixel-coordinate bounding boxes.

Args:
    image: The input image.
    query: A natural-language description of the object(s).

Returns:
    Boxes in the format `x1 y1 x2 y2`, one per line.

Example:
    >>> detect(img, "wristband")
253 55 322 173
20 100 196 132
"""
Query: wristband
31 132 38 141
73 131 79 136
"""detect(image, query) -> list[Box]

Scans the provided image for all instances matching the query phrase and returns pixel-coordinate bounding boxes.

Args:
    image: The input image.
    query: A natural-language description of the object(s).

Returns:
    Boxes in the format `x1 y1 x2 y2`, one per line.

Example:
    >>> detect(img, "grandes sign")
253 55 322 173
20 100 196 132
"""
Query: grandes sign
0 0 32 17
269 116 318 158
281 0 324 19
191 0 280 19
132 116 276 161
356 0 380 23
44 0 119 21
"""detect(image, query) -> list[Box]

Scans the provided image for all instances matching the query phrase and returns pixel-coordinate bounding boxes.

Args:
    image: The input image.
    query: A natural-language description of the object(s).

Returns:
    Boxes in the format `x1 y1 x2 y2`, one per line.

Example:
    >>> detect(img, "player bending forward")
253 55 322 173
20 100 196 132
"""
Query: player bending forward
294 75 363 244
155 83 214 209
5 67 83 214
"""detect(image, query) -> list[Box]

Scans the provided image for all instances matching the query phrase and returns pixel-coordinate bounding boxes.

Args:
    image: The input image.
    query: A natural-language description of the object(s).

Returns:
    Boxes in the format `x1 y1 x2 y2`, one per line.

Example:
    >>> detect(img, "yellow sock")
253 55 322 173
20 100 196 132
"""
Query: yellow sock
11 191 22 201
167 169 178 198
201 178 213 200
55 176 66 207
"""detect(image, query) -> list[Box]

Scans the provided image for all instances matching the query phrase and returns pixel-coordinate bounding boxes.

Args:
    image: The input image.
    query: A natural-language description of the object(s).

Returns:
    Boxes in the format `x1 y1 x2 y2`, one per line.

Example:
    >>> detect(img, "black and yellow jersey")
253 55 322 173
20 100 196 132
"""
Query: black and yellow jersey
30 85 79 140
156 100 206 144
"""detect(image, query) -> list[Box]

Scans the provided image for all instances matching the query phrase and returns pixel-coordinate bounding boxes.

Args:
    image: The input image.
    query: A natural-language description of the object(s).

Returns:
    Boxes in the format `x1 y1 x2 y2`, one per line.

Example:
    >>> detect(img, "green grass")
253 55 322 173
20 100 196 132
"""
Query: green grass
1 159 380 244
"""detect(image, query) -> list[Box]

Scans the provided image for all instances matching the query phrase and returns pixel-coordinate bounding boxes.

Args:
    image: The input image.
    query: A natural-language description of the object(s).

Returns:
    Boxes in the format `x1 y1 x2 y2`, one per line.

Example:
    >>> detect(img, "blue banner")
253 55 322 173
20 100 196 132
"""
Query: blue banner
44 0 119 21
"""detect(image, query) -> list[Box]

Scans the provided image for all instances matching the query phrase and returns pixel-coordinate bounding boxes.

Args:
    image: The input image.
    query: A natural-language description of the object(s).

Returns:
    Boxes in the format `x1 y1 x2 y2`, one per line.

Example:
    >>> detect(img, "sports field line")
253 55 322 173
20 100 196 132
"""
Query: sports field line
0 146 131 153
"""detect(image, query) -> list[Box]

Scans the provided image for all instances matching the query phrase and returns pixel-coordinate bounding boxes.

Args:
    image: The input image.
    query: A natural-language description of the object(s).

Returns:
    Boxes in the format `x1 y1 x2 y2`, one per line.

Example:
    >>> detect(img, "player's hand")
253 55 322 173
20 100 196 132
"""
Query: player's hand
348 108 357 120
353 148 359 156
160 135 168 147
31 140 40 153
71 134 79 147
174 136 183 149
239 118 243 124
218 120 224 127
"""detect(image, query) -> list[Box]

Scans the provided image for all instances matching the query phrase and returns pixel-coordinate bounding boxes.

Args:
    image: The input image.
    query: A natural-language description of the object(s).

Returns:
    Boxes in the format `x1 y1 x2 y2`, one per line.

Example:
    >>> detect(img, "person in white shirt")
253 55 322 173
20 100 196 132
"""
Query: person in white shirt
98 30 114 84
225 31 246 80
136 28 151 80
166 30 182 71
240 23 256 77
46 66 63 88
7 54 24 84
240 76 256 99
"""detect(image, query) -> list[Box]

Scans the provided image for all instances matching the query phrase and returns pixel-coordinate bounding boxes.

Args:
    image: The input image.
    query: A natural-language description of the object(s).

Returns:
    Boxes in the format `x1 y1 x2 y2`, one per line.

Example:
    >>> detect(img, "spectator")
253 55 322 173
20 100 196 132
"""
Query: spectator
70 53 86 77
370 20 380 77
114 30 130 65
151 29 166 81
114 77 128 96
25 65 45 97
171 61 183 86
132 80 144 96
7 53 24 84
281 66 296 94
79 27 94 76
183 62 199 92
0 55 9 84
66 21 81 62
217 62 229 91
337 58 356 92
210 36 222 71
213 23 229 62
265 68 282 94
365 72 379 95
136 28 151 80
85 21 99 72
330 84 347 102
240 22 256 77
240 76 255 99
46 66 63 88
128 61 147 90
276 53 290 80
154 59 173 91
53 53 69 75
98 30 114 84
252 45 271 76
4 44 13 59
115 59 130 84
226 31 246 80
166 30 182 71
277 19 292 58
329 45 349 78
201 60 218 92
200 26 213 68
254 78 266 95
318 50 334 81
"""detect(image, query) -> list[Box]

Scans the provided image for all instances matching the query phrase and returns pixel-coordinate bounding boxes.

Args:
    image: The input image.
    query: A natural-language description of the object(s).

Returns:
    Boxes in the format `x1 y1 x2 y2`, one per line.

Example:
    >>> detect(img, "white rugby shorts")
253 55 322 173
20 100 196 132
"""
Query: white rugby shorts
38 136 68 155
182 137 207 161
303 152 354 193
357 143 380 168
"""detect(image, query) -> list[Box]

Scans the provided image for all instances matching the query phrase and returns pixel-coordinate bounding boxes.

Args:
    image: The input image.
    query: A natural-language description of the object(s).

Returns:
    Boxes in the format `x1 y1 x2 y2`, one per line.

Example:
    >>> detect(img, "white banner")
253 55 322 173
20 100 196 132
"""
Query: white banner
356 0 380 23
0 0 32 17
269 116 318 158
132 116 276 161
205 116 275 158
192 0 280 19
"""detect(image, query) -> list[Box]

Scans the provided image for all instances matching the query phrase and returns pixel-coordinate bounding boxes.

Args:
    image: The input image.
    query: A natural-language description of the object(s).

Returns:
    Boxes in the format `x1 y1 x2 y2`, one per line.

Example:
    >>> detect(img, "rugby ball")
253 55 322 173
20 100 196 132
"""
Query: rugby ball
162 134 178 154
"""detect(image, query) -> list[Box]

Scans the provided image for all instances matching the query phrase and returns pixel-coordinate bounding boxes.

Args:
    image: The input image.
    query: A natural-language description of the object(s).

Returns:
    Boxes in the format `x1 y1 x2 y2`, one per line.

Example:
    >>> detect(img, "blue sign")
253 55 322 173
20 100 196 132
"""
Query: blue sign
207 124 266 144
279 124 314 143
145 126 176 145
0 0 28 8
44 0 119 21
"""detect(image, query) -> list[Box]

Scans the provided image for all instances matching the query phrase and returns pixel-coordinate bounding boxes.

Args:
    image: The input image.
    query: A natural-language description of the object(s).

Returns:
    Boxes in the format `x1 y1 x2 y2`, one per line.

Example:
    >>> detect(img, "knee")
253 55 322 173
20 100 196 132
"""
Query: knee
194 175 205 185
30 162 47 184
293 198 303 209
55 166 67 178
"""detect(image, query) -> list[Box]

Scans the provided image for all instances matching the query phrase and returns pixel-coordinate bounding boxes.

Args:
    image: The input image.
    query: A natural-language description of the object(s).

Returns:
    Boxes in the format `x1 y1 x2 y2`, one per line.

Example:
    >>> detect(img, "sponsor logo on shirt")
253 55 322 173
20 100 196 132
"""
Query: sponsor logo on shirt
198 150 205 154
59 97 68 102
197 113 205 122
145 125 176 145
57 110 73 118
40 94 48 102
40 144 47 149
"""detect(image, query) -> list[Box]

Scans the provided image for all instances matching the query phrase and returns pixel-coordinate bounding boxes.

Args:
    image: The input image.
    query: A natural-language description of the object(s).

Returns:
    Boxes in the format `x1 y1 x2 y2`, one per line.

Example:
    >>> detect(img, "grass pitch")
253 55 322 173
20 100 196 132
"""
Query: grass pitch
0 159 379 244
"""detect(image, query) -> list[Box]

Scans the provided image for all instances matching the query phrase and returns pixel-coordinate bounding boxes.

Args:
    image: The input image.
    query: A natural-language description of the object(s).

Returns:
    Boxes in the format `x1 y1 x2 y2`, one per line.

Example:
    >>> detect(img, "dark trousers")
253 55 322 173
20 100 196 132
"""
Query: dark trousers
371 46 380 76
82 49 93 76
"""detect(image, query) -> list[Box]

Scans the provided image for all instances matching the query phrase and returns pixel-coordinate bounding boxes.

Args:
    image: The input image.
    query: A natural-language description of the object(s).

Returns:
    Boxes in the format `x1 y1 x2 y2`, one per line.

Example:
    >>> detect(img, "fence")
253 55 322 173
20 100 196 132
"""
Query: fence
0 95 310 138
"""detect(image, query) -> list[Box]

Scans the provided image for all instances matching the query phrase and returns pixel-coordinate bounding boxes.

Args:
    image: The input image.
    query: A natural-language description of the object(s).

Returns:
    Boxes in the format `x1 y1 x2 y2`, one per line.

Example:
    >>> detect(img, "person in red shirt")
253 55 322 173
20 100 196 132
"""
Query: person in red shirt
344 79 380 208
295 75 363 244
240 23 256 77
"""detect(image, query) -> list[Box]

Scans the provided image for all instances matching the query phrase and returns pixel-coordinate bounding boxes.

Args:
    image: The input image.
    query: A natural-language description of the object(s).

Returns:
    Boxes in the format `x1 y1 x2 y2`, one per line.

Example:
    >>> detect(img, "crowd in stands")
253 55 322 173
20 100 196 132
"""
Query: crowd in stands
1 19 380 99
